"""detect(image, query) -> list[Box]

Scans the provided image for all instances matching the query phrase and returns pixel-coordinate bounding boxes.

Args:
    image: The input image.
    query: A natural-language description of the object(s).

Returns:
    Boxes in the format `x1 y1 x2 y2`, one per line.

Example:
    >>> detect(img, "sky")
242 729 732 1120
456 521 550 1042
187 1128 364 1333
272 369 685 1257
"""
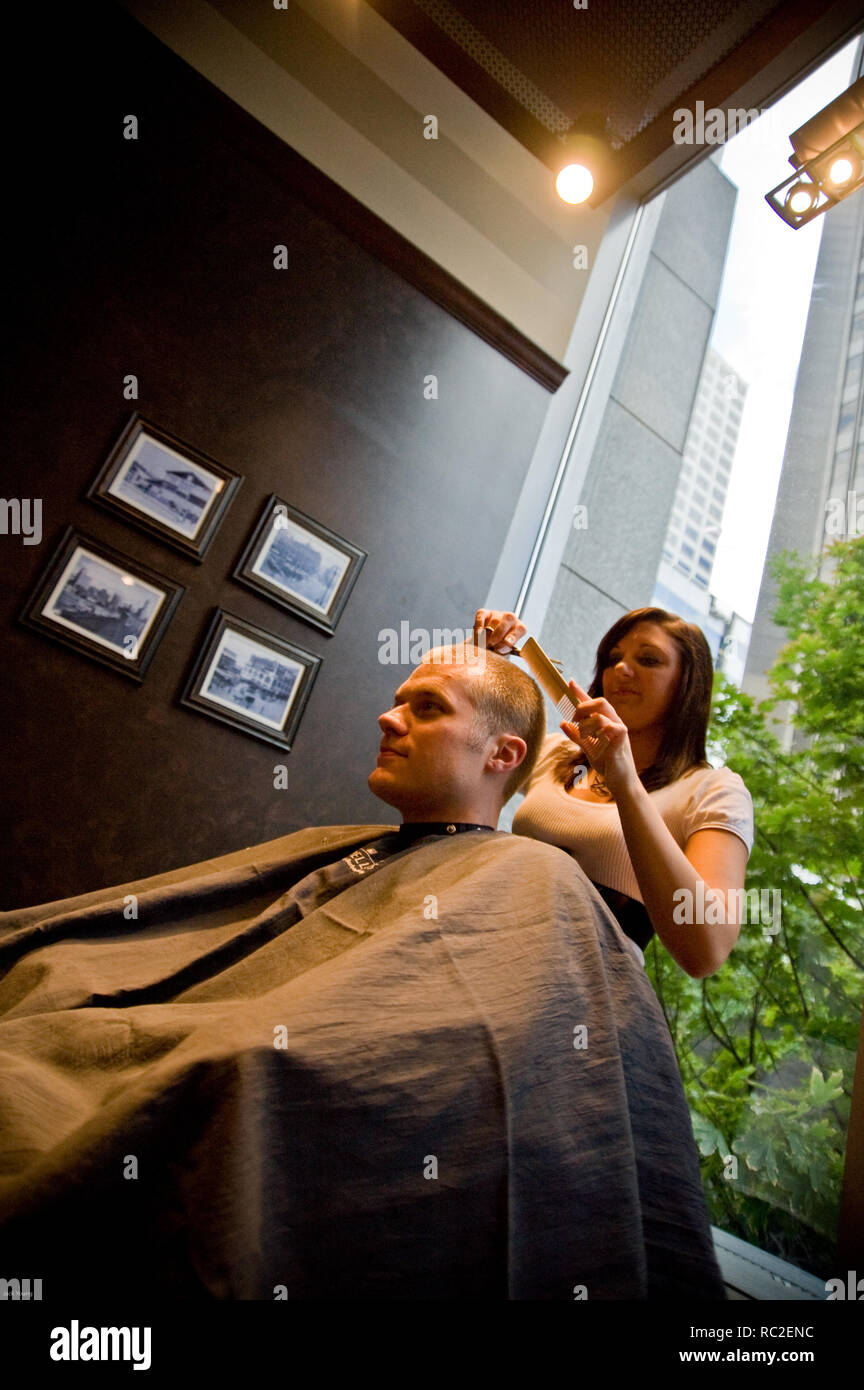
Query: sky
706 39 859 622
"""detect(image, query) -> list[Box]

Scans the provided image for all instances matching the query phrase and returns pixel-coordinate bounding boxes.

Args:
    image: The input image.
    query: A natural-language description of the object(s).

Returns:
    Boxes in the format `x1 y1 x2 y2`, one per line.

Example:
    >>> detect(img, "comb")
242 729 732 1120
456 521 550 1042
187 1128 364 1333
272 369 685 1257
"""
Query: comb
484 630 577 721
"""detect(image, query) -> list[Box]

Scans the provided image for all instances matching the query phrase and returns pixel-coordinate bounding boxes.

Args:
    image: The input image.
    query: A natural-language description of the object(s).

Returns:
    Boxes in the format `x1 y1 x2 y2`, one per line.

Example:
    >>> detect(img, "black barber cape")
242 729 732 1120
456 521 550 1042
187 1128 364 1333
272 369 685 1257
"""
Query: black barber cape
0 824 724 1300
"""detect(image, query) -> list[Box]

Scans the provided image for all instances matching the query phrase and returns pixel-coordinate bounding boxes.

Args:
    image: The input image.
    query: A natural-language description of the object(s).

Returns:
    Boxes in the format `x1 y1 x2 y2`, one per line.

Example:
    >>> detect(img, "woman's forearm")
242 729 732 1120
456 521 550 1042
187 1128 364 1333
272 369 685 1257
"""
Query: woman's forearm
613 776 739 977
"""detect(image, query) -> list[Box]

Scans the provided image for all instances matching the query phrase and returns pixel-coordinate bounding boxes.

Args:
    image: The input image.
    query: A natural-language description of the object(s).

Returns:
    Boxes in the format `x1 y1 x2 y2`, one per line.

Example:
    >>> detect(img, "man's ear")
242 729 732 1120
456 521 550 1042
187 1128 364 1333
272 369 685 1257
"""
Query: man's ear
487 735 527 776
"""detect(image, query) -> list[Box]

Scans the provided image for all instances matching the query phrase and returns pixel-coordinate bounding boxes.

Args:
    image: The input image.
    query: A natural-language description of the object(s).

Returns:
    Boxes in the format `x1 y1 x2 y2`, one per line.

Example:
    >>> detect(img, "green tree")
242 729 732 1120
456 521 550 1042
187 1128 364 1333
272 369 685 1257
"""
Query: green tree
646 536 864 1275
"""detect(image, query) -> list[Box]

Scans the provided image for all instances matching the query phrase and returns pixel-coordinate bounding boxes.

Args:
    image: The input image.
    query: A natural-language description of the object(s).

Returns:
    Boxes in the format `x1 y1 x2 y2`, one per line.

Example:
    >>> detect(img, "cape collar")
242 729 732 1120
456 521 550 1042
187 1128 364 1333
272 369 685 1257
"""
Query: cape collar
395 821 495 842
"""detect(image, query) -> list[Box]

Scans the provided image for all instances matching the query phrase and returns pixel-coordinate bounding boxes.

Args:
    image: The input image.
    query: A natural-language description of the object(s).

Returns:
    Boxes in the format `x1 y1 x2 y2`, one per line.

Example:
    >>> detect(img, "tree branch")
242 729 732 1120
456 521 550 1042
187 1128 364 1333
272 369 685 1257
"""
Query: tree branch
761 830 864 971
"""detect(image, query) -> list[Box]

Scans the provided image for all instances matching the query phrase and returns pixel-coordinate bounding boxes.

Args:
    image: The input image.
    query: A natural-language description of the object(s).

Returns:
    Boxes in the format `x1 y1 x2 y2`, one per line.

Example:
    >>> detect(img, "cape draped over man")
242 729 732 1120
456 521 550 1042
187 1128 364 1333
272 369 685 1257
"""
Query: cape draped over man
0 824 724 1300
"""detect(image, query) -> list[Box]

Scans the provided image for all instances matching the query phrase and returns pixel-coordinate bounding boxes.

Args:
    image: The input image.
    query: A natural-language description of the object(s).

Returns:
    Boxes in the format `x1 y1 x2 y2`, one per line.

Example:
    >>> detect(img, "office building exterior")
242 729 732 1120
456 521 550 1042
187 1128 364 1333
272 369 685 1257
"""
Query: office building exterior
537 158 738 685
744 182 864 706
653 345 752 684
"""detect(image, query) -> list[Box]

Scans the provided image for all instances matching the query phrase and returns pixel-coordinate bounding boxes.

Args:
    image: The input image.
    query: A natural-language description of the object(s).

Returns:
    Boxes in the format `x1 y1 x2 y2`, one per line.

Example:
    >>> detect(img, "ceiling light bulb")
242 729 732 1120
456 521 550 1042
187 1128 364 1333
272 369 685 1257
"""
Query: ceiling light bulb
556 162 594 204
786 183 816 215
828 156 855 185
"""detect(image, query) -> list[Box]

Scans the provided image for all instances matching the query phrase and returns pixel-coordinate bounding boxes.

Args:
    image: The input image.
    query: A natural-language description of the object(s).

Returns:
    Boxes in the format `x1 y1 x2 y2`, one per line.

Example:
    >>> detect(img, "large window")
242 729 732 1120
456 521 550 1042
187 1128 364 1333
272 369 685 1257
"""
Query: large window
524 36 862 1279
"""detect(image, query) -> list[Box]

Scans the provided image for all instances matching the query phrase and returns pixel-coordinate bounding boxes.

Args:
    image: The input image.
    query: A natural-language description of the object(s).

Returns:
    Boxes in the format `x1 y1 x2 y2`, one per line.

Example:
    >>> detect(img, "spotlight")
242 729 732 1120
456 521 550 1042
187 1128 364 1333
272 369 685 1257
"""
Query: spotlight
829 156 854 183
767 167 832 227
827 154 859 187
785 181 818 215
766 76 864 228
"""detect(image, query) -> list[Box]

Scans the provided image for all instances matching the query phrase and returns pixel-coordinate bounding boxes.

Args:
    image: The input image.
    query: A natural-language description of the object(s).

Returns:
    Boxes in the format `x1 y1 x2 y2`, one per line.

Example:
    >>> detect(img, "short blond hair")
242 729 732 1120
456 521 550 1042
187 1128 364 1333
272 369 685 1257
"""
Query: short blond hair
424 644 546 802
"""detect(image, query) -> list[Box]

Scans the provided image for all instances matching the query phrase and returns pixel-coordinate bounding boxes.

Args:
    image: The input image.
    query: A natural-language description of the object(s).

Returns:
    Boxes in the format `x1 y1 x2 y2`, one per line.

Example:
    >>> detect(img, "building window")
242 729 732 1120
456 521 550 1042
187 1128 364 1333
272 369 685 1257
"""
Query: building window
698 556 711 571
681 543 694 559
836 405 857 450
685 525 699 541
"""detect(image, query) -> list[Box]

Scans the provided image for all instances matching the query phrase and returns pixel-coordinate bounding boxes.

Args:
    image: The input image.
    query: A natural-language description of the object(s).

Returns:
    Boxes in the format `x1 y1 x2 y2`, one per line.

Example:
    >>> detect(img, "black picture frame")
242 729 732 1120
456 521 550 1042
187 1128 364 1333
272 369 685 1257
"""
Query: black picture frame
87 413 242 561
180 609 321 750
233 495 366 635
19 526 184 682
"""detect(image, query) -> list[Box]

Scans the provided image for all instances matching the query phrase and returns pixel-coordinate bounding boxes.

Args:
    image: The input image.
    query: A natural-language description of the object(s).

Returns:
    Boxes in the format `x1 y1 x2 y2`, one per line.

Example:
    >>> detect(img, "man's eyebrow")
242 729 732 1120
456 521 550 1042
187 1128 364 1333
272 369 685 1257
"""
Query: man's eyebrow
392 680 454 704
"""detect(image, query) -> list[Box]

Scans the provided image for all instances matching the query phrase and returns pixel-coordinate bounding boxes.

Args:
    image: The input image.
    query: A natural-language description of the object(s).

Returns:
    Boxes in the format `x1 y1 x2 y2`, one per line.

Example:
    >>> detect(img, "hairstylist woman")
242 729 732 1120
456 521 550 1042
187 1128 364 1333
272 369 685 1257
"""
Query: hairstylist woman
476 606 754 978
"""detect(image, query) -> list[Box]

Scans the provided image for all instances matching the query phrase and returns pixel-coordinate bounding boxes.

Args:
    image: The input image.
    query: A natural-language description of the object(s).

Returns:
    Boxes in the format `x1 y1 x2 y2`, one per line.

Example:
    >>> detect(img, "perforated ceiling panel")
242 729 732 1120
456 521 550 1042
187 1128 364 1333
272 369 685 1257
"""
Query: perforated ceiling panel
409 0 780 142
366 0 862 198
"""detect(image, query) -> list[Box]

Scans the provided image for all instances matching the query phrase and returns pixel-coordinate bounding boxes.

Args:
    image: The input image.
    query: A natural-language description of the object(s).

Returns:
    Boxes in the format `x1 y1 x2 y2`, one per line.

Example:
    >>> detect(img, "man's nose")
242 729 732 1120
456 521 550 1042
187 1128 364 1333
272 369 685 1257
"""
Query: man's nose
378 705 406 733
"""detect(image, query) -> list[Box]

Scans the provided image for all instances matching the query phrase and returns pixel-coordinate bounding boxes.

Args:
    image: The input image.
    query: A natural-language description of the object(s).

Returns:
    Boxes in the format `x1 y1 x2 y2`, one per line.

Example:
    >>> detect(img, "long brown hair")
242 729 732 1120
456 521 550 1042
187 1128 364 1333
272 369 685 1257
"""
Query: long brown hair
554 607 713 792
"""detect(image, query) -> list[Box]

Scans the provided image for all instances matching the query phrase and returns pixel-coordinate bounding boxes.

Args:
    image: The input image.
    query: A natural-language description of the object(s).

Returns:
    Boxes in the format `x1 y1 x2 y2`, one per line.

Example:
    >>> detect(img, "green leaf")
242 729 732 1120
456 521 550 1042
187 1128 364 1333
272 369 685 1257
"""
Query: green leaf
690 1111 728 1157
808 1066 844 1107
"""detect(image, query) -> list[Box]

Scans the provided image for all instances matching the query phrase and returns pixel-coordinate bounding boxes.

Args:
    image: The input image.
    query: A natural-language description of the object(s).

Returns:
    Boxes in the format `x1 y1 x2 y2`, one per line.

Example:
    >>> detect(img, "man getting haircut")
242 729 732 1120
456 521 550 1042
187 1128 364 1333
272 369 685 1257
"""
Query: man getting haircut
0 646 724 1300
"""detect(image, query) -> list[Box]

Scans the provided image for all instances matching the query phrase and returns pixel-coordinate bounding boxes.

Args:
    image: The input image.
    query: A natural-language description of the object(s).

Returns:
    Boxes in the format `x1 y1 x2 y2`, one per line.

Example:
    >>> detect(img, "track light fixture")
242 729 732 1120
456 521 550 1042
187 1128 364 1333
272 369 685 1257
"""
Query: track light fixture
766 75 864 228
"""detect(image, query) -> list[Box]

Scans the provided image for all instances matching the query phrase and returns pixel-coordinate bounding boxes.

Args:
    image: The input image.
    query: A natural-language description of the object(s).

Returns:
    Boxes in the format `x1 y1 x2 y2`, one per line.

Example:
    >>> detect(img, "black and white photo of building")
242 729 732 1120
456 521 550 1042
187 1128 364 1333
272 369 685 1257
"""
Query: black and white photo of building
46 549 164 653
109 438 221 539
203 632 301 728
255 521 346 613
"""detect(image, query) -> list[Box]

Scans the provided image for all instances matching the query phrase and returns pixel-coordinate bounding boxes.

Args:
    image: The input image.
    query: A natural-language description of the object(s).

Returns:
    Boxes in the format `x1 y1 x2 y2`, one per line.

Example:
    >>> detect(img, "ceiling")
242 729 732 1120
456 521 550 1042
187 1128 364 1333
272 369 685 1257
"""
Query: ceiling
365 0 864 201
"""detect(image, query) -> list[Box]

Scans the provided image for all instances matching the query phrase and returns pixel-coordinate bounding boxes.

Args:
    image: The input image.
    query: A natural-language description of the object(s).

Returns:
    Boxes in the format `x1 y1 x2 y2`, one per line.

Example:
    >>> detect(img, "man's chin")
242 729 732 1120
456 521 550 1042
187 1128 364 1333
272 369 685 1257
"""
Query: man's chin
367 767 402 809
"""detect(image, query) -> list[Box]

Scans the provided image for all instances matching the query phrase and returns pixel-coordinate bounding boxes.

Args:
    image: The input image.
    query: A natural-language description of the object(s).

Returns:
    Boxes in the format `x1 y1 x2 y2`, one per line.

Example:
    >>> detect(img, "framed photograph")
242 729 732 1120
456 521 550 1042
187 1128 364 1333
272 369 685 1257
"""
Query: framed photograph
180 609 321 750
19 527 184 681
87 413 242 561
233 496 366 635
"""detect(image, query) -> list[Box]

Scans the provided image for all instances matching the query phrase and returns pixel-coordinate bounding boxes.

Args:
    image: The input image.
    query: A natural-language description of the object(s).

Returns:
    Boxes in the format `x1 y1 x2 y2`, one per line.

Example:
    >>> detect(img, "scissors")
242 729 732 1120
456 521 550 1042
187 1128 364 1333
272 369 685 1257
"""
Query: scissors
483 627 577 721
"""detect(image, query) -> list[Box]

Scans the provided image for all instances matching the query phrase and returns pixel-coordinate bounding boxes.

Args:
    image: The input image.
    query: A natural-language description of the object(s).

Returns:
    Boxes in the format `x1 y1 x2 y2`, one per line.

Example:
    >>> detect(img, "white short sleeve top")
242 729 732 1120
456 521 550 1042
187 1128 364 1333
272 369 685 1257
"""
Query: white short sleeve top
511 733 754 903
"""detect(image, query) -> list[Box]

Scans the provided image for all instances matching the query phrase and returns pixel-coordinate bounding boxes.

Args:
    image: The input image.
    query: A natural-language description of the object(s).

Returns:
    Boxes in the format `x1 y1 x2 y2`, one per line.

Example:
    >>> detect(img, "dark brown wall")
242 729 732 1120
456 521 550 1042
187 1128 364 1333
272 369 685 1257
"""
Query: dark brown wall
0 5 549 908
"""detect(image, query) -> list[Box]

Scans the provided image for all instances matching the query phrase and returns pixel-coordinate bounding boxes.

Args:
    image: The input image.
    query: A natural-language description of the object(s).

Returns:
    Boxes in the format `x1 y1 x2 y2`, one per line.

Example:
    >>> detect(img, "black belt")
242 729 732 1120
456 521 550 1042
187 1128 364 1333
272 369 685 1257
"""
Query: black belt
591 881 654 951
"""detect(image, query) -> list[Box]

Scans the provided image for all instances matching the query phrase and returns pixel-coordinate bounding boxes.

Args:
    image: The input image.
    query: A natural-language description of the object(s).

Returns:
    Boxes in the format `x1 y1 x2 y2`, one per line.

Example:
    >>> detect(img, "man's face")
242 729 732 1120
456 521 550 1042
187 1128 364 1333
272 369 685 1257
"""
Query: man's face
368 659 492 819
